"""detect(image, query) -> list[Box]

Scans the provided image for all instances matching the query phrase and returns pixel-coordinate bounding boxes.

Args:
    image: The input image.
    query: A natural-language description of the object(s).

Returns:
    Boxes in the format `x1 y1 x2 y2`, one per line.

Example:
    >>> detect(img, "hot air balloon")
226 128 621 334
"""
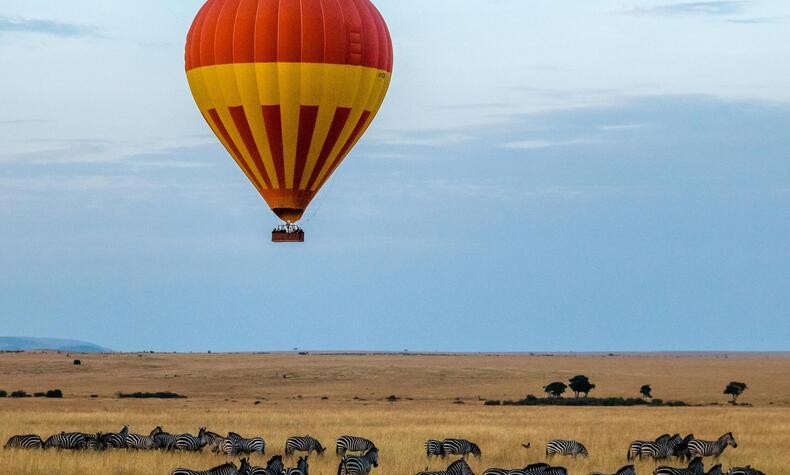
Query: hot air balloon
185 0 393 242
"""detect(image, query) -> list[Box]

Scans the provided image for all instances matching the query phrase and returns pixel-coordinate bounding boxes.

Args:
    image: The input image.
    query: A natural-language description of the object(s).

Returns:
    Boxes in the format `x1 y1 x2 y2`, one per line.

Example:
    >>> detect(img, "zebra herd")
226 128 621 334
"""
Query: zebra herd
3 430 766 475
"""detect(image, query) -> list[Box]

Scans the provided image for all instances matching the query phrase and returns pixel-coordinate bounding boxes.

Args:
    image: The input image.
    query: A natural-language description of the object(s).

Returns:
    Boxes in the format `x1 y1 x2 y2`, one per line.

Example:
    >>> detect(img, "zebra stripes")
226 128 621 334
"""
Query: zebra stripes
283 456 310 475
416 458 474 475
228 432 265 454
100 426 128 449
170 462 239 475
286 436 326 455
43 432 87 450
628 434 670 460
546 440 588 458
240 455 284 475
688 433 737 458
589 466 636 475
337 435 375 456
4 435 44 449
442 439 481 458
641 434 682 460
125 427 163 450
426 439 445 457
174 428 208 452
705 465 723 475
337 446 379 475
727 467 764 475
653 457 705 475
83 432 106 451
484 463 553 475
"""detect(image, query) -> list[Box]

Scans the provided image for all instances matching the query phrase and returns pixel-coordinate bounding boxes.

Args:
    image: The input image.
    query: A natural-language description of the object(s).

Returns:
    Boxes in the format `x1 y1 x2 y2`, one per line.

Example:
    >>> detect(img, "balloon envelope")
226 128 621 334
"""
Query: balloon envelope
185 0 393 223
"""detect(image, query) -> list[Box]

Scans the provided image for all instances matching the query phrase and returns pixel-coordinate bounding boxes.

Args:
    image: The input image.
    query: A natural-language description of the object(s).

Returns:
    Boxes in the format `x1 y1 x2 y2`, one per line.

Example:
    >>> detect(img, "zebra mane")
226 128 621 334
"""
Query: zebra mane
615 466 635 475
208 462 237 471
526 463 550 470
266 455 283 466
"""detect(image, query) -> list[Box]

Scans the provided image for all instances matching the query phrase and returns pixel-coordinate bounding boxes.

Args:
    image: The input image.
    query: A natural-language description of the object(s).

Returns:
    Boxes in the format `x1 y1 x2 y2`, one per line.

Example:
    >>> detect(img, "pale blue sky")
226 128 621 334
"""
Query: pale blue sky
0 1 788 351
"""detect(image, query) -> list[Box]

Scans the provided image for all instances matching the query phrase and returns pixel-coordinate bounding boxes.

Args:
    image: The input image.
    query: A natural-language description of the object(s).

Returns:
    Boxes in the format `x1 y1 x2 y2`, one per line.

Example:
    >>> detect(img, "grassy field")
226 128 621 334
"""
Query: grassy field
0 352 788 474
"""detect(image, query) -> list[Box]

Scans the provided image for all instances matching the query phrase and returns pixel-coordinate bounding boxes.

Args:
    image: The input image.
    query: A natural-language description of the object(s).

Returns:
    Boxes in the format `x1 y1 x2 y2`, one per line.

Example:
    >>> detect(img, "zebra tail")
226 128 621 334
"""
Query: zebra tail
337 459 343 475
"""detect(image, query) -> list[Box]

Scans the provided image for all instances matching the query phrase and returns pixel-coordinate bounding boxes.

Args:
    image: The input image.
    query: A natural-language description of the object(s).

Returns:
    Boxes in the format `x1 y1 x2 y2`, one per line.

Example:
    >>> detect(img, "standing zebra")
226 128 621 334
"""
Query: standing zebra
589 466 636 475
442 439 481 459
174 428 208 452
228 432 265 454
426 439 445 458
416 458 474 475
126 426 163 450
170 462 240 475
100 425 128 449
546 440 588 458
286 435 326 455
337 446 379 475
687 433 737 459
653 457 705 475
283 456 310 475
628 434 670 460
337 435 375 456
44 432 87 450
241 455 284 475
641 434 682 460
727 467 764 475
4 435 44 449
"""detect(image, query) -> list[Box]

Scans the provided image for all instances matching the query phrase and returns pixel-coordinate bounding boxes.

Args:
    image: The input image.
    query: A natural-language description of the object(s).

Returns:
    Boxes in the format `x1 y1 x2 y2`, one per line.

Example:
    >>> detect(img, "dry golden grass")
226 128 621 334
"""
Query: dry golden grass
0 352 788 474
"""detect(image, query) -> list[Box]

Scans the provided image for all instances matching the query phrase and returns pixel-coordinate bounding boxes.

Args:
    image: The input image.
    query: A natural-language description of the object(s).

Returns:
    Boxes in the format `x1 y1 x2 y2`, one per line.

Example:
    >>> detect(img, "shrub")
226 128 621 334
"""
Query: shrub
385 395 400 402
34 392 46 397
0 390 7 398
116 391 186 399
46 389 63 398
485 396 688 407
73 359 81 365
10 390 29 398
484 399 502 406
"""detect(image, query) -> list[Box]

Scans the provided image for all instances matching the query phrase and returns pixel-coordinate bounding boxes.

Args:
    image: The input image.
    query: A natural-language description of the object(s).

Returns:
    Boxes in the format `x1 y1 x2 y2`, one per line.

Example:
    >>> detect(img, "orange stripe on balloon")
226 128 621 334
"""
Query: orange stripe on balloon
317 110 372 191
207 108 264 192
306 107 352 190
294 106 319 191
228 106 274 189
261 105 286 189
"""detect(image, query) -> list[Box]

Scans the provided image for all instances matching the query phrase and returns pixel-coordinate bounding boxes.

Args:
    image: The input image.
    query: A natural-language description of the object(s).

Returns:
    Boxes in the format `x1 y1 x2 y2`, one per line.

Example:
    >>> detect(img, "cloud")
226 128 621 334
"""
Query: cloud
626 1 747 17
503 138 606 150
0 17 100 38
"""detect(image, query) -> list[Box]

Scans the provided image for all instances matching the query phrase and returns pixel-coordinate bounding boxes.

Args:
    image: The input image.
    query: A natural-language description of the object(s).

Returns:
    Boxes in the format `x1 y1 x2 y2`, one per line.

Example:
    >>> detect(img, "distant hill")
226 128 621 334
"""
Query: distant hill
0 337 111 353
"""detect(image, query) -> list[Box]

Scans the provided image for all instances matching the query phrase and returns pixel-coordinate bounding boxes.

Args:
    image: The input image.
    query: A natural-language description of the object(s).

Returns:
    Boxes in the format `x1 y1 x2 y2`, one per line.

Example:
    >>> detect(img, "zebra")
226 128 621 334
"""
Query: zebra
641 434 682 460
170 461 240 475
285 436 326 456
240 455 284 475
687 433 737 459
4 435 44 449
174 428 208 452
589 466 636 475
426 439 445 457
227 432 265 454
727 467 764 475
126 426 163 450
83 432 107 451
653 457 705 475
672 435 695 461
416 458 474 475
442 439 481 458
628 434 670 460
705 465 723 475
484 463 552 475
283 456 310 475
337 435 375 456
546 439 588 458
201 430 228 451
510 465 568 475
337 446 379 475
100 425 128 449
44 432 87 450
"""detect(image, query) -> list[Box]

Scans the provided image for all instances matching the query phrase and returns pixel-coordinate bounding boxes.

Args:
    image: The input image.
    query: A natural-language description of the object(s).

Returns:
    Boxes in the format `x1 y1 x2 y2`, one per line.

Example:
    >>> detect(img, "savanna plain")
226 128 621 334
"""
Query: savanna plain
0 352 788 474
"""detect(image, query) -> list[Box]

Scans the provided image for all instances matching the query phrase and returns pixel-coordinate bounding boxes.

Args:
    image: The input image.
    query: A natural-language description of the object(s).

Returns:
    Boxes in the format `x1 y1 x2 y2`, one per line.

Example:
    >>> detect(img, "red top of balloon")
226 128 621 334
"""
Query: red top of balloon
186 0 393 73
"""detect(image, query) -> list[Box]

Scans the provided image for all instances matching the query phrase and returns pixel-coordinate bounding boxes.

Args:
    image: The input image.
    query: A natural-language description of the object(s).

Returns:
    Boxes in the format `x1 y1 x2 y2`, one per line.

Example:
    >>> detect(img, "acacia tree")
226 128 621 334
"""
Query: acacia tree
724 381 747 404
543 382 567 398
640 385 653 399
568 375 596 398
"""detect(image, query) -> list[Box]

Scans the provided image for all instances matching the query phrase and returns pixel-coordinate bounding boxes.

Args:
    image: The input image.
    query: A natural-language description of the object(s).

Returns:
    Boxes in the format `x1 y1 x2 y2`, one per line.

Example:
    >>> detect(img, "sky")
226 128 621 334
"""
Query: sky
0 0 788 352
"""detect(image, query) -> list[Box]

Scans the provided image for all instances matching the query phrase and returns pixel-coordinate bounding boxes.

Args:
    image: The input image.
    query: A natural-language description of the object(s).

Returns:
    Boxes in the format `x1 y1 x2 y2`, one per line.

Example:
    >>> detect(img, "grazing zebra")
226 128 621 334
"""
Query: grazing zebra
727 467 764 475
337 435 375 456
83 432 106 451
442 439 481 458
227 432 265 454
170 462 240 475
628 434 670 460
4 435 44 449
337 446 379 475
546 440 588 458
589 466 636 475
653 457 705 475
286 436 326 455
174 428 208 452
416 458 474 475
240 455 284 475
688 433 737 458
126 426 162 450
426 439 445 458
100 425 128 449
44 432 87 450
283 456 310 475
705 465 723 475
640 434 682 460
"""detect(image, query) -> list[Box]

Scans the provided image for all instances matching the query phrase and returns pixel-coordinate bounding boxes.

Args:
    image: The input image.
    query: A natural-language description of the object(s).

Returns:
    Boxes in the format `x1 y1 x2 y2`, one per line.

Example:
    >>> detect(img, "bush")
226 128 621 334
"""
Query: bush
484 400 501 406
46 389 63 398
34 392 46 397
485 396 689 407
116 391 186 399
73 359 81 365
10 390 29 398
0 390 7 398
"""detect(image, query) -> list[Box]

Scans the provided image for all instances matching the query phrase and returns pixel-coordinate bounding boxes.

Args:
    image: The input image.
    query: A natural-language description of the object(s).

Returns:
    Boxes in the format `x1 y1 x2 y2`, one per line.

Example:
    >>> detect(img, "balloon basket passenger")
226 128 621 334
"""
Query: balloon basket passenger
272 223 305 243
